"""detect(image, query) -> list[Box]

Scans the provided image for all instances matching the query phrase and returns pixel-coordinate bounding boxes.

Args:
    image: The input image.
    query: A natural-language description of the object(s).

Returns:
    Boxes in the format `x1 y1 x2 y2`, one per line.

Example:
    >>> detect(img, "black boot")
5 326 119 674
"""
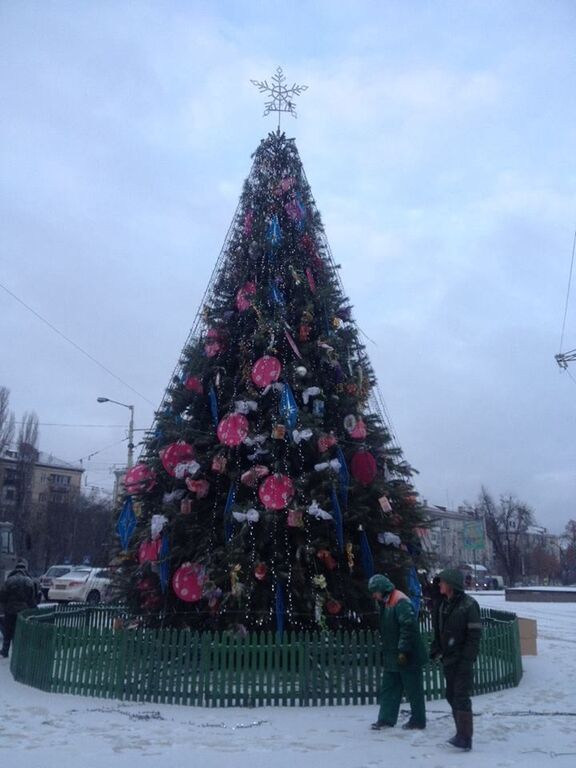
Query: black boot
448 711 472 751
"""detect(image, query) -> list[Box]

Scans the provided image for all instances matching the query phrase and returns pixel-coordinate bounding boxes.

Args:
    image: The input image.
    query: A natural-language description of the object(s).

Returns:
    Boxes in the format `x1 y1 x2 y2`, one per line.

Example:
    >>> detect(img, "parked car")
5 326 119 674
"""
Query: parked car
47 567 112 604
39 564 77 601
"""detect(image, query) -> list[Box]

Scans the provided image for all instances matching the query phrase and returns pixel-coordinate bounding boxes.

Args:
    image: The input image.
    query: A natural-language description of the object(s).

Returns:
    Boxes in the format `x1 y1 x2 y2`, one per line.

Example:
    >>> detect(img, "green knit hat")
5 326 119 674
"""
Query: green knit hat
438 568 464 591
367 574 394 594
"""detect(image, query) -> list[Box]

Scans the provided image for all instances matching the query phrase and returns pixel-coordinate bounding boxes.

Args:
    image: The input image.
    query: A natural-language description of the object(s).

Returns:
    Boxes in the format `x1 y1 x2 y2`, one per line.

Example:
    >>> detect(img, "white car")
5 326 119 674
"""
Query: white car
47 567 112 604
39 564 78 601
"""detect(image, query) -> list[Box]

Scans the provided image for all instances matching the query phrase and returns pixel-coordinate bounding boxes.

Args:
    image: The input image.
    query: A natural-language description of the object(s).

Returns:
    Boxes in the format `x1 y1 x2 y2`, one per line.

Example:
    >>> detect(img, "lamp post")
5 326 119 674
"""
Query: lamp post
96 397 135 470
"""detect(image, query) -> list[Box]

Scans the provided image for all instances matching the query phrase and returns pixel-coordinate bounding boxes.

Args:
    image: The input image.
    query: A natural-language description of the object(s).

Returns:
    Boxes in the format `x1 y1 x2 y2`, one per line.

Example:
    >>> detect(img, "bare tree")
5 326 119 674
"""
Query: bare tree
475 488 534 585
0 385 15 454
14 411 40 557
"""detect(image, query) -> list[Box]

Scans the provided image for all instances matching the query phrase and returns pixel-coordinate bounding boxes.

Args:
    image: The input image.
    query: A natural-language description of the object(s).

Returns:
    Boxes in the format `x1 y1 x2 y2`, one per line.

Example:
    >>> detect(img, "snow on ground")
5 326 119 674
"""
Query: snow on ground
1 594 576 768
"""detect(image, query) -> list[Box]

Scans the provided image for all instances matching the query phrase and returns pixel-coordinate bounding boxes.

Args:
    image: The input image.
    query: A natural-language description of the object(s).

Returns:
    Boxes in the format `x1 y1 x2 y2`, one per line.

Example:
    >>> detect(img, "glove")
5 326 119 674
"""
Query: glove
397 653 409 666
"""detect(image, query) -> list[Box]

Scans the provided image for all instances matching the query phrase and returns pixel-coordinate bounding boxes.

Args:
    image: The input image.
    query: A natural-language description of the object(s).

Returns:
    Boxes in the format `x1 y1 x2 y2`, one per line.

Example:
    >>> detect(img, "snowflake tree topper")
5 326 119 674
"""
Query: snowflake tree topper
251 67 308 129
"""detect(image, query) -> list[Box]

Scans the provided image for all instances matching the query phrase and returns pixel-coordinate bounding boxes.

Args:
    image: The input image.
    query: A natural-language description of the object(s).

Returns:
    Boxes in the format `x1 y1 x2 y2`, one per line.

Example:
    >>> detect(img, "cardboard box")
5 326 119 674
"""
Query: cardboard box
518 617 537 655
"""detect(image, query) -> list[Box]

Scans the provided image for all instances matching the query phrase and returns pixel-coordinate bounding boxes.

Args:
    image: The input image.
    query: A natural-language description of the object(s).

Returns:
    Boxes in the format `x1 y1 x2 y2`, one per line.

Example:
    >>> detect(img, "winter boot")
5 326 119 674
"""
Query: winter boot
448 711 472 751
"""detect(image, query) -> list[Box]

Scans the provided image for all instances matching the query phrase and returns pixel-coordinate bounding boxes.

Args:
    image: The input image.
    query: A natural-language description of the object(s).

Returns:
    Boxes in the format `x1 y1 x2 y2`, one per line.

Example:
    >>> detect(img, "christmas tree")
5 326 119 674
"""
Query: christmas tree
119 72 424 632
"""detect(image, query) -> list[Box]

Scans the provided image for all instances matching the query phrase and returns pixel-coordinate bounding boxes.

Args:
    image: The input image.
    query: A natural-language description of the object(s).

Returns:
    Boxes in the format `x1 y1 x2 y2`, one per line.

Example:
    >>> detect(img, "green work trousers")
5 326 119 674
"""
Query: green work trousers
377 667 426 727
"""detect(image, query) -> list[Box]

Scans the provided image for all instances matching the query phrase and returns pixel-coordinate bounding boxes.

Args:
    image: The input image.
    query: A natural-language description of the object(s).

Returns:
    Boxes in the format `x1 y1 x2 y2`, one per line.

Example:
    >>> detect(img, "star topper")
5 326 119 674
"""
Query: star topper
251 67 308 128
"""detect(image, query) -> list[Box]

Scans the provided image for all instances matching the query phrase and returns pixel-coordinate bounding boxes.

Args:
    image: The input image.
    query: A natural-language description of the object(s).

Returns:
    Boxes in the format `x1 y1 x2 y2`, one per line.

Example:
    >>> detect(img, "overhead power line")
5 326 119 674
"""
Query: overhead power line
0 279 155 406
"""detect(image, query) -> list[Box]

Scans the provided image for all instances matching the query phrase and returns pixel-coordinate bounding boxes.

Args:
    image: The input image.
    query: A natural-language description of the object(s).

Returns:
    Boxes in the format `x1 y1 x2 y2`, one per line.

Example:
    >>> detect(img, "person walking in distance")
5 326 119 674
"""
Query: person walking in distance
368 574 427 731
0 558 36 658
430 569 482 751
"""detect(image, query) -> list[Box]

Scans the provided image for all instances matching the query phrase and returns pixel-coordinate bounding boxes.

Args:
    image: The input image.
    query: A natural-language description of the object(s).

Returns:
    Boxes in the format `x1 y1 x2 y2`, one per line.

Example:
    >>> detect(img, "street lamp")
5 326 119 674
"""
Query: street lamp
97 397 135 470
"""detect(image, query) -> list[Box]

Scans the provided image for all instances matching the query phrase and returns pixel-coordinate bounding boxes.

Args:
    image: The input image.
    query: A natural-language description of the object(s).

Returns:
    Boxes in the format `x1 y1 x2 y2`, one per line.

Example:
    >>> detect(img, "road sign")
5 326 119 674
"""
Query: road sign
463 520 485 550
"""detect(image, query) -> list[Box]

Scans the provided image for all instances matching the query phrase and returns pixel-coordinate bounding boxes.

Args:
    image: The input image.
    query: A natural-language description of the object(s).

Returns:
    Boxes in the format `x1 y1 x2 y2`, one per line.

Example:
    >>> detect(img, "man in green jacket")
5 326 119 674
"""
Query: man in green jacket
430 568 482 751
368 573 427 731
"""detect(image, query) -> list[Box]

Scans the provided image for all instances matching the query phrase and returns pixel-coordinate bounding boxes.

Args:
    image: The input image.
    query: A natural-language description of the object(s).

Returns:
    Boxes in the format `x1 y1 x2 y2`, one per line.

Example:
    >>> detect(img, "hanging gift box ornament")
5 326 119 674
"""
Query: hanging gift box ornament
180 497 193 514
217 413 250 446
185 478 210 498
287 508 304 527
211 454 227 474
236 281 257 312
299 323 312 342
378 495 392 513
251 355 282 388
205 328 226 357
312 399 325 417
350 418 367 440
172 562 206 603
160 442 195 477
351 450 377 486
272 424 286 440
317 433 337 453
138 538 161 564
326 598 342 615
184 375 204 394
258 473 295 510
254 562 268 581
240 465 270 488
124 463 157 495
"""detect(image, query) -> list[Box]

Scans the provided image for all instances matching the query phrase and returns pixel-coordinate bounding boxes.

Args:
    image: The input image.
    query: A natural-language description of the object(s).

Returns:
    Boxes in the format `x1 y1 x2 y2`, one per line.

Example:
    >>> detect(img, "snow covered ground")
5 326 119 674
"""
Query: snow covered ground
1 594 575 768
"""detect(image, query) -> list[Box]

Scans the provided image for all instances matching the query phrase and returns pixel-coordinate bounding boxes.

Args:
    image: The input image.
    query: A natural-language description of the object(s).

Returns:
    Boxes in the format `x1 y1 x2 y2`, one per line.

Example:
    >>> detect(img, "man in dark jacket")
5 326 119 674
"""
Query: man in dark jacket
0 558 36 658
368 573 427 731
430 568 482 751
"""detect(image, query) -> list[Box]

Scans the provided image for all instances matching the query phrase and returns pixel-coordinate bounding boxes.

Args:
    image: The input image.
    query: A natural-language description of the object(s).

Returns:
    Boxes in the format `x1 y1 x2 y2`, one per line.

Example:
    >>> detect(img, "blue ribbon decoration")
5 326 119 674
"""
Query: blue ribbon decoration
336 446 349 509
208 383 219 426
270 282 285 307
159 534 170 594
330 486 344 552
224 482 237 542
267 214 282 247
408 565 422 618
360 528 375 579
280 384 298 431
116 496 137 551
275 580 285 636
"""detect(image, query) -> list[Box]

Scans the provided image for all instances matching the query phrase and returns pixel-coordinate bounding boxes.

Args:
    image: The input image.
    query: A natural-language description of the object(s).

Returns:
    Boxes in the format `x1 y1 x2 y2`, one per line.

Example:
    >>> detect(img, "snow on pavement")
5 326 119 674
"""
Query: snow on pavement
1 594 575 768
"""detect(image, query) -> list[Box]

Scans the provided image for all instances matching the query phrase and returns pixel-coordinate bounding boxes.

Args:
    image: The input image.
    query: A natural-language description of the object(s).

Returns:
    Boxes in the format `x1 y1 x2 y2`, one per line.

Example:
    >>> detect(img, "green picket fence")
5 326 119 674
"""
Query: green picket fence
9 605 522 707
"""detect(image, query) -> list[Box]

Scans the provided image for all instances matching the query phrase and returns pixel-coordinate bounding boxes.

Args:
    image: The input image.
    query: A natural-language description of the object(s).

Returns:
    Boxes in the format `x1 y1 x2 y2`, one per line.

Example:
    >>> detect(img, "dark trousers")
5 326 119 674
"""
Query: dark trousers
444 661 474 712
1 613 18 656
378 667 426 726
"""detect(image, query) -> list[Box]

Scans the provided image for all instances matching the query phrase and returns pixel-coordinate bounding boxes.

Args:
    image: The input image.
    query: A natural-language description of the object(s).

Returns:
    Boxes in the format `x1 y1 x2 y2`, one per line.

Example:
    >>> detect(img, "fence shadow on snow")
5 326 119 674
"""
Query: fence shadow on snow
9 605 522 707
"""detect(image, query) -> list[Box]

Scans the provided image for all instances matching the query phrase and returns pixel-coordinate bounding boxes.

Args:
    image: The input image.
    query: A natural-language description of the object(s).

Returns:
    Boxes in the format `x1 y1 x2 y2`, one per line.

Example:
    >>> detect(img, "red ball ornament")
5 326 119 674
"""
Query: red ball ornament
124 463 157 494
185 478 210 498
138 539 161 565
217 413 250 447
184 375 204 394
160 442 195 477
351 450 377 486
254 562 268 581
326 599 342 615
236 281 256 312
258 473 295 510
251 355 282 388
172 563 206 603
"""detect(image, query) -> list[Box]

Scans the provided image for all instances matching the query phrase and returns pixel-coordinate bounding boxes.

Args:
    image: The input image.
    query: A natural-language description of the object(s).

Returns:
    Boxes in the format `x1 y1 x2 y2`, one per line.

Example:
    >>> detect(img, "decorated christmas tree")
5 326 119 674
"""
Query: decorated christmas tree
118 70 424 632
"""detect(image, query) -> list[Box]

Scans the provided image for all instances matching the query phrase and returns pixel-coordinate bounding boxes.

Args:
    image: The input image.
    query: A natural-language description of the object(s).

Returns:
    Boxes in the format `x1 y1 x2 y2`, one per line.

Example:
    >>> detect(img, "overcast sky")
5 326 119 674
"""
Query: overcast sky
1 0 575 533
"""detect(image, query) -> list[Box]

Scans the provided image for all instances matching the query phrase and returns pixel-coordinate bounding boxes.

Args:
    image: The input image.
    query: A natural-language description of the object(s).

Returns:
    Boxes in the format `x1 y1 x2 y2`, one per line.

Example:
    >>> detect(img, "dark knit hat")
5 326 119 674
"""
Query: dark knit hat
367 574 394 594
438 568 464 591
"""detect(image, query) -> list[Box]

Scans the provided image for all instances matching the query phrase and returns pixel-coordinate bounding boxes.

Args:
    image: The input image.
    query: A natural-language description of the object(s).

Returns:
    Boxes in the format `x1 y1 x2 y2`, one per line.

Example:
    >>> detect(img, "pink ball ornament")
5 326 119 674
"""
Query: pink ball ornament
349 418 367 440
172 563 206 603
160 442 195 477
251 355 282 388
236 281 256 312
138 538 161 565
184 376 203 394
258 473 295 510
351 450 377 486
124 463 157 494
217 413 250 447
